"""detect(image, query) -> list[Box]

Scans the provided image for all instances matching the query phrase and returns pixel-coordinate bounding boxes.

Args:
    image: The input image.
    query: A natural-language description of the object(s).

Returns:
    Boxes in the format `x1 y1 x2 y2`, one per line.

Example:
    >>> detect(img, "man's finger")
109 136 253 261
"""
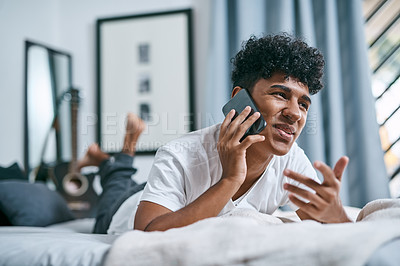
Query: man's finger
333 156 349 181
232 111 261 142
284 183 326 207
288 194 318 216
220 109 235 137
283 169 321 191
284 169 334 200
313 161 338 186
240 134 265 150
225 106 252 137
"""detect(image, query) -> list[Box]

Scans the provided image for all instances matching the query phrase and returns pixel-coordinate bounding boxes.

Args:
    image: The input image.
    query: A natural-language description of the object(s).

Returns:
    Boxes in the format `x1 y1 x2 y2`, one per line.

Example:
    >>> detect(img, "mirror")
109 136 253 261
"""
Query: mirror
24 41 99 218
24 40 72 179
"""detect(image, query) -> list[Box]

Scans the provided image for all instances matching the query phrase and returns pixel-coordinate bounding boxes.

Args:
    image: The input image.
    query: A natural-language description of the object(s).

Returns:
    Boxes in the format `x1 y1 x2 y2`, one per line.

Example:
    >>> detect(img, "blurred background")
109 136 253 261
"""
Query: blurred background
364 0 400 202
0 0 398 209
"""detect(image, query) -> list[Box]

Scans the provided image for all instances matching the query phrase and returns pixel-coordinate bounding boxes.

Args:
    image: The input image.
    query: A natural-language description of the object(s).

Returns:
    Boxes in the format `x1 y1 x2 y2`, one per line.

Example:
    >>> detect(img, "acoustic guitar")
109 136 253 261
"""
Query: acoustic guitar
53 88 98 218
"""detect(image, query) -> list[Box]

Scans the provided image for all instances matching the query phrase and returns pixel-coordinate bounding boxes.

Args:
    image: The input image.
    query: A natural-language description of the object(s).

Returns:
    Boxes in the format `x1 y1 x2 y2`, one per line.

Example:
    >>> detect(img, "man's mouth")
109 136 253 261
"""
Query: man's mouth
273 124 296 141
273 124 296 135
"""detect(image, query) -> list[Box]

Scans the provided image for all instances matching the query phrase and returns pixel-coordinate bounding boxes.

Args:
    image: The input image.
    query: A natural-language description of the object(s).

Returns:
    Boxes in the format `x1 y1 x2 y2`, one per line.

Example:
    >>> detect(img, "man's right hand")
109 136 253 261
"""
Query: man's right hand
217 106 265 186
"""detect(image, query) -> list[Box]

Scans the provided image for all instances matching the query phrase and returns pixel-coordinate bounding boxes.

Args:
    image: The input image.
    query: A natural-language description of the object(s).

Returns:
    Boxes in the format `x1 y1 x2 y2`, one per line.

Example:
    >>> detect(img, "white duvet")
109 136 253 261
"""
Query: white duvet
105 199 400 266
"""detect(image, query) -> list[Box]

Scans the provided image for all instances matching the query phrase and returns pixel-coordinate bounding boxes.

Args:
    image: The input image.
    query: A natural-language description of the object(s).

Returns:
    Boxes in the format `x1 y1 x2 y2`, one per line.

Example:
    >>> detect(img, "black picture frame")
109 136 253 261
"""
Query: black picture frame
96 9 195 154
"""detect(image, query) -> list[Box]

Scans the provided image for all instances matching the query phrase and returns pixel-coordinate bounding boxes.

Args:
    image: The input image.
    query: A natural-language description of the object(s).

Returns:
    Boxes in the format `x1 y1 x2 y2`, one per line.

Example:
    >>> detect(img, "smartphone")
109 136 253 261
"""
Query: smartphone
222 89 267 140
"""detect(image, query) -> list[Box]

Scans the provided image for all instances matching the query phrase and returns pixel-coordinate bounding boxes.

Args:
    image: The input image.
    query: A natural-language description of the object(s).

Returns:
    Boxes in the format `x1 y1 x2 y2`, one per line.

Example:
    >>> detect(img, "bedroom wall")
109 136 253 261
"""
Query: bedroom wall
0 0 58 167
0 0 211 183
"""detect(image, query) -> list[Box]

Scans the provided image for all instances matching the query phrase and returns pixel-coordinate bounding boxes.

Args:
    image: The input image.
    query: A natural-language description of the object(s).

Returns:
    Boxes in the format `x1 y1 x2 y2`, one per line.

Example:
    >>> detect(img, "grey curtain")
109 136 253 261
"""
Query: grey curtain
203 0 390 207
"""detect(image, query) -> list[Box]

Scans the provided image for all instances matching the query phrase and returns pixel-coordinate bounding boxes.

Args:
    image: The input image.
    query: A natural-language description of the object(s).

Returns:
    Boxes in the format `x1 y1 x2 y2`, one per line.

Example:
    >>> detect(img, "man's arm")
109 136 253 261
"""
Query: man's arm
284 156 352 223
134 107 265 231
134 178 241 231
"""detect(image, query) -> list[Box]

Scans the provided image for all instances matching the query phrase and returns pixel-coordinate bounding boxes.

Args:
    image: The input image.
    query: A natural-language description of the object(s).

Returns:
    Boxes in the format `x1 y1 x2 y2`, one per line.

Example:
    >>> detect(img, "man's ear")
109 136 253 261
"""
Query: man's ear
231 86 242 98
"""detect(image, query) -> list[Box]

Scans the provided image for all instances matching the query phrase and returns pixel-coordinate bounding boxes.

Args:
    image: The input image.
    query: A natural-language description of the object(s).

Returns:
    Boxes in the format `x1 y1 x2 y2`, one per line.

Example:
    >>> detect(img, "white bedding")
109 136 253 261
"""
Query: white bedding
0 219 118 266
105 199 400 266
0 200 399 266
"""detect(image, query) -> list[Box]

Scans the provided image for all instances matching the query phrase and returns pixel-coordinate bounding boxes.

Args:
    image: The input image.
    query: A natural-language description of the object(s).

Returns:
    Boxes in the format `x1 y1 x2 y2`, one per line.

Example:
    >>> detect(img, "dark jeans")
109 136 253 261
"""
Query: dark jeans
93 153 146 234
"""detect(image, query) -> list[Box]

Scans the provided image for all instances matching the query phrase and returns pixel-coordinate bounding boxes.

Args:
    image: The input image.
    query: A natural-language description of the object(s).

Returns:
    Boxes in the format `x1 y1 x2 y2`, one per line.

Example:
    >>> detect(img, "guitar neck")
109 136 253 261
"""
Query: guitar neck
69 89 79 173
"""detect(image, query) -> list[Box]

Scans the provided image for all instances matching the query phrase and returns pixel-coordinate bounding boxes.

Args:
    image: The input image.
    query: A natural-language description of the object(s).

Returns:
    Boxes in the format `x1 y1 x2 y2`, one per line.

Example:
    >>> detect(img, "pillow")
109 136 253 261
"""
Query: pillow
0 208 11 226
0 180 75 226
0 163 27 225
0 162 26 180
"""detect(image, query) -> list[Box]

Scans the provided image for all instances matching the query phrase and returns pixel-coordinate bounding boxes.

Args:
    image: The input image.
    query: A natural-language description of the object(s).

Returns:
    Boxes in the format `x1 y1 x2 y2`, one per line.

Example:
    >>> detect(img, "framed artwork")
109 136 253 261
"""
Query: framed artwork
96 9 195 154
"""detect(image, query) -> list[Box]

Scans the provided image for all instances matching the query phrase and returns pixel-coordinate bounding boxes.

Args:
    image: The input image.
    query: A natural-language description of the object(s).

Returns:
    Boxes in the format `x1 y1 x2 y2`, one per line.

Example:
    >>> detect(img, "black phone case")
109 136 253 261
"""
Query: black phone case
222 89 267 140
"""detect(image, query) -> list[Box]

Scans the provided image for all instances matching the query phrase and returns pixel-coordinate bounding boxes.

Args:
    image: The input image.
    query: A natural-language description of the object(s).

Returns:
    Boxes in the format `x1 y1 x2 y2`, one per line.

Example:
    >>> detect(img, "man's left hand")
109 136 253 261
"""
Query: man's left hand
283 156 352 223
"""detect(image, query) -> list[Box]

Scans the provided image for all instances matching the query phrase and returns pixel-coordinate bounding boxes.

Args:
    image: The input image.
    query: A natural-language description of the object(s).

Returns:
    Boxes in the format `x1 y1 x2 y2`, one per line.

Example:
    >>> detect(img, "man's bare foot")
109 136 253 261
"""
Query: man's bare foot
122 113 146 156
76 143 110 170
76 113 144 170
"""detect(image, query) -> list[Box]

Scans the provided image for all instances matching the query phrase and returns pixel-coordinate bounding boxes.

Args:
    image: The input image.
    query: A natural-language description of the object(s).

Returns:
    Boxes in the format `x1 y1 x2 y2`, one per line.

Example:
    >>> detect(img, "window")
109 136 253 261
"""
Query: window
363 0 400 198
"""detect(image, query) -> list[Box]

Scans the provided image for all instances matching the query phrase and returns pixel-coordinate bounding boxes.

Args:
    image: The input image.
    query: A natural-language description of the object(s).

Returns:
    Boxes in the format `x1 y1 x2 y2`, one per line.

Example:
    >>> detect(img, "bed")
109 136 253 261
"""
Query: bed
1 197 400 266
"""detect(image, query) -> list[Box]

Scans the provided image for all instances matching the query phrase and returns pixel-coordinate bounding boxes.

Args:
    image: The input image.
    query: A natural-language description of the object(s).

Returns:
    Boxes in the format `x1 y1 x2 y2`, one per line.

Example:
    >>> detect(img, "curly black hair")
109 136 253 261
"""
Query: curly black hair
231 33 324 95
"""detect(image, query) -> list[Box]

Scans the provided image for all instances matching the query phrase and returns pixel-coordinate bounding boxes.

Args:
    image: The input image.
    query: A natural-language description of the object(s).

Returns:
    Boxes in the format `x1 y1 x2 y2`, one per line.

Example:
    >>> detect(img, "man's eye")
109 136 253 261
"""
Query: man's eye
274 92 286 99
300 102 309 111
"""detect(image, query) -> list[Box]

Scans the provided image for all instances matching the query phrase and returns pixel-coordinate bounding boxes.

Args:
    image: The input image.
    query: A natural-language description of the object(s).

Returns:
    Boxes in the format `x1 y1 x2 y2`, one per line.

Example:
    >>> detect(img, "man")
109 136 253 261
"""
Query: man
134 33 352 232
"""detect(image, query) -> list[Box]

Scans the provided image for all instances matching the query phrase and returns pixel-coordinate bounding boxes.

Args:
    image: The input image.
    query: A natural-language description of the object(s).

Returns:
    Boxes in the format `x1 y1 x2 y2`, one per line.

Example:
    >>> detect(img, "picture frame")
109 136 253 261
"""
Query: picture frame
96 9 195 154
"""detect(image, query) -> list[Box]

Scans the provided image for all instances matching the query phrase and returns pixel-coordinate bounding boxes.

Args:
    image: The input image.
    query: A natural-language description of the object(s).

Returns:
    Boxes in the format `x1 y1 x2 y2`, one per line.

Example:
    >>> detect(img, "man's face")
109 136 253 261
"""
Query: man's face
244 72 311 155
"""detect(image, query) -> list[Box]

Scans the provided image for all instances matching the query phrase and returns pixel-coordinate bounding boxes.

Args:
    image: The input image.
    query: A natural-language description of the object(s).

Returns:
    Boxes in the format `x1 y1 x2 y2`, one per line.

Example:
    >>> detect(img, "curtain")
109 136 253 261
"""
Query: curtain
202 0 390 207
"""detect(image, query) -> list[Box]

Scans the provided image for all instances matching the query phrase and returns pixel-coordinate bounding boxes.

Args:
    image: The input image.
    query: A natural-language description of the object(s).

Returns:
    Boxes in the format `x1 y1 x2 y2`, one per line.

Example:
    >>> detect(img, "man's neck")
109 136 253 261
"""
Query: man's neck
231 143 273 201
245 142 274 182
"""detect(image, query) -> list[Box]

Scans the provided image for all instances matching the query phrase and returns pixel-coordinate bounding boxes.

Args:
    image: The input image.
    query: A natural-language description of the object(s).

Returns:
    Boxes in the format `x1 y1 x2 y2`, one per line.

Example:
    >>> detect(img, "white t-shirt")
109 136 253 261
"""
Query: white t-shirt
140 124 320 215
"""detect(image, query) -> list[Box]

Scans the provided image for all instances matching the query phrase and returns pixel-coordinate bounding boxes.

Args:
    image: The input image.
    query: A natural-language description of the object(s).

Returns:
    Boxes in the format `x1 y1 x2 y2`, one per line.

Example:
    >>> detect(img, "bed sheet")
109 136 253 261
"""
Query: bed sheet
0 219 117 266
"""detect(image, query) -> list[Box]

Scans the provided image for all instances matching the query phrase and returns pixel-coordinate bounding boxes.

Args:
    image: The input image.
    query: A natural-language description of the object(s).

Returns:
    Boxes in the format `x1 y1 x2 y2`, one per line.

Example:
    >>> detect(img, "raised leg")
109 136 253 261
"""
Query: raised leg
76 143 109 170
121 112 145 156
92 113 146 234
77 113 145 170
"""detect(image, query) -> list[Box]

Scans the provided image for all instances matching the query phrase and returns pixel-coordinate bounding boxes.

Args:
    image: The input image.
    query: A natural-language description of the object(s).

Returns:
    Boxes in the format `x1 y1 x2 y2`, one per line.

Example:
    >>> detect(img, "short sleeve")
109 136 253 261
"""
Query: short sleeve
140 147 187 212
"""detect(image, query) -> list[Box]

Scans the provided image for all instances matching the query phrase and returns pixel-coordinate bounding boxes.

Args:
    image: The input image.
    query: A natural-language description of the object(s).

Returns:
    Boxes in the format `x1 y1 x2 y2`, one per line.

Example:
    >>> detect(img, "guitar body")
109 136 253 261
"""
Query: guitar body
53 162 98 218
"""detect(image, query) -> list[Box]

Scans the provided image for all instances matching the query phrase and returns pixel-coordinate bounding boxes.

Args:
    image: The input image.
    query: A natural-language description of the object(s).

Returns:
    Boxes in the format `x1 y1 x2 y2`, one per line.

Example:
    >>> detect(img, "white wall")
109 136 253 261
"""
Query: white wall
0 0 58 167
0 0 212 182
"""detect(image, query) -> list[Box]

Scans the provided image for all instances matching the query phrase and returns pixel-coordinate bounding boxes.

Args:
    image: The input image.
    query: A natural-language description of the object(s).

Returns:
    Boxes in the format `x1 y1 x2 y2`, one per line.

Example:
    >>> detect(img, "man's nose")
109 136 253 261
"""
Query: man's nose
282 100 301 122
